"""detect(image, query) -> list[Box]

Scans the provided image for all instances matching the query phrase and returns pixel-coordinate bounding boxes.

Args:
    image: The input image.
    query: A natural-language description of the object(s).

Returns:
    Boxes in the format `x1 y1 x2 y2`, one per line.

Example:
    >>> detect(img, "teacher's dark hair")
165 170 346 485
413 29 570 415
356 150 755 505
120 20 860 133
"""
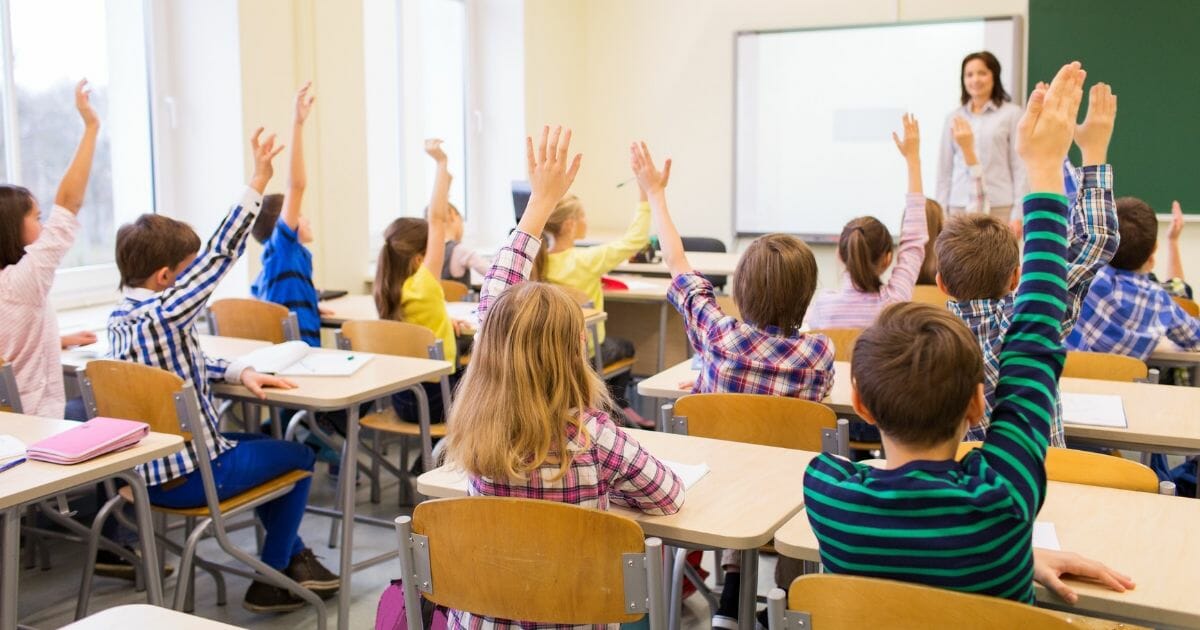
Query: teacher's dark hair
960 51 1010 107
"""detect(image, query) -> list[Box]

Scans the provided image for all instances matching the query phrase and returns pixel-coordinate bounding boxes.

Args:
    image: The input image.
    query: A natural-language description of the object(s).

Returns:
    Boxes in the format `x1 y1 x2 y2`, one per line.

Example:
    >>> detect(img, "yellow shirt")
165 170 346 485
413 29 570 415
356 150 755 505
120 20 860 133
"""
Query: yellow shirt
401 265 456 370
544 203 650 342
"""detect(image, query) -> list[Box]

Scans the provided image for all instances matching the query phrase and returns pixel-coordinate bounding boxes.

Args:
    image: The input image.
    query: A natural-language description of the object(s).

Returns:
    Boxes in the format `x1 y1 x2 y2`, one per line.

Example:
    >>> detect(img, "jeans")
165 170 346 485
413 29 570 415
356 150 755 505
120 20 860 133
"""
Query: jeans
147 433 315 570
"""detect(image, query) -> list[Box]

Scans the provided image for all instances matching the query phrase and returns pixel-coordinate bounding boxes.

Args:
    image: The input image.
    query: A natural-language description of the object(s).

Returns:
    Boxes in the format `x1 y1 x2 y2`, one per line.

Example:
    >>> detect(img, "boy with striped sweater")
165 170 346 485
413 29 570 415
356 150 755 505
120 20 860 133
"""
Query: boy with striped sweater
804 63 1133 605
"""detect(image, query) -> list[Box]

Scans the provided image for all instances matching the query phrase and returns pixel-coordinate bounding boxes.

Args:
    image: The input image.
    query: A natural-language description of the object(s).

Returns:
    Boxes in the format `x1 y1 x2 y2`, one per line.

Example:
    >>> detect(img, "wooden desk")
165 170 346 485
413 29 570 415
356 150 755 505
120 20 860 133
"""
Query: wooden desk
639 360 1200 454
0 414 184 630
63 604 241 629
616 252 741 276
318 293 607 329
773 482 1200 629
417 429 815 630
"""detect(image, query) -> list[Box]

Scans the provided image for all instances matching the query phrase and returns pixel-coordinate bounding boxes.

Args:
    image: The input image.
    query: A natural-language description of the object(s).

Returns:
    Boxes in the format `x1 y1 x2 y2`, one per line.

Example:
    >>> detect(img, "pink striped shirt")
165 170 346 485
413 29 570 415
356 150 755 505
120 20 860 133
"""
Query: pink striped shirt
0 206 78 417
805 193 929 329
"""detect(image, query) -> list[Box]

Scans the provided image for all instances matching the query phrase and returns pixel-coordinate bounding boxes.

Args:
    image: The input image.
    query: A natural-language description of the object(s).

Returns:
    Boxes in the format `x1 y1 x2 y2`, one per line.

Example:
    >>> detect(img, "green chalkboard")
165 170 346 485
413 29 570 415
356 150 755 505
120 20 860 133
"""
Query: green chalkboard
1029 0 1200 213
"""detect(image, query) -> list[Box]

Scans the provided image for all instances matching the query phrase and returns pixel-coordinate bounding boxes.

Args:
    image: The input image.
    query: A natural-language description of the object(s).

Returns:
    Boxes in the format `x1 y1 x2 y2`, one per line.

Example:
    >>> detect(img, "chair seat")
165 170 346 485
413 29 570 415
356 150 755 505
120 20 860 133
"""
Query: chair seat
602 358 636 378
361 411 448 438
121 470 312 517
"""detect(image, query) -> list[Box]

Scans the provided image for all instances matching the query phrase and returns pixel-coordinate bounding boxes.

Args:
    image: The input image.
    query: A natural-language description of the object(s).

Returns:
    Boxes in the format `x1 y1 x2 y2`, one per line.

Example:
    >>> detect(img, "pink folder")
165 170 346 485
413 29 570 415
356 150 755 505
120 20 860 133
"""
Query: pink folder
26 417 150 465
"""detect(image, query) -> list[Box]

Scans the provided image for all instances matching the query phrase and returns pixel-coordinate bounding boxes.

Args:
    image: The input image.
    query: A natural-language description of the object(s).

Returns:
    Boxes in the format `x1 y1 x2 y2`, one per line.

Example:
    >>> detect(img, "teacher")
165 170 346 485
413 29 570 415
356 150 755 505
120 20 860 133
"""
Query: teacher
936 51 1025 223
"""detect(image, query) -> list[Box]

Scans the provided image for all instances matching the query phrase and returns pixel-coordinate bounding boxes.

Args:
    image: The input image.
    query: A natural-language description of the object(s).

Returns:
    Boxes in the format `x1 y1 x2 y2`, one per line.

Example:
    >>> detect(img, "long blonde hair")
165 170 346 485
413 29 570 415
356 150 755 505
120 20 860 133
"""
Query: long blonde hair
530 195 583 281
445 281 612 481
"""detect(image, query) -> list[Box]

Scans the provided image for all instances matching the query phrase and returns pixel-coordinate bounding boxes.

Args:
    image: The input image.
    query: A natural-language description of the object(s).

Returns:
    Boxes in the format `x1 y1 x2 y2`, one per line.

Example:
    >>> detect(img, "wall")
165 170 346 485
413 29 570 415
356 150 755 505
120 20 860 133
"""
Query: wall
521 0 1200 291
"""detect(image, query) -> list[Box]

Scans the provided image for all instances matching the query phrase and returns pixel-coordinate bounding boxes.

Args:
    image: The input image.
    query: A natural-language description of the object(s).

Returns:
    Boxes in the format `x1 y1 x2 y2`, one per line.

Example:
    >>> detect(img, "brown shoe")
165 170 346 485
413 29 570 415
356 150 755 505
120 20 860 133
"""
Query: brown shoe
243 580 305 613
94 547 175 581
286 548 340 598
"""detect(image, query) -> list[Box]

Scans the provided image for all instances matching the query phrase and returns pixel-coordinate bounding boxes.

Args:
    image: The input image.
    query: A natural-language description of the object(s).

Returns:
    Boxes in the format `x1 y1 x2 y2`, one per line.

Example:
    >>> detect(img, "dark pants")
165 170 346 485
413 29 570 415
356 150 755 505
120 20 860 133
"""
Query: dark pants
146 433 315 569
600 336 635 408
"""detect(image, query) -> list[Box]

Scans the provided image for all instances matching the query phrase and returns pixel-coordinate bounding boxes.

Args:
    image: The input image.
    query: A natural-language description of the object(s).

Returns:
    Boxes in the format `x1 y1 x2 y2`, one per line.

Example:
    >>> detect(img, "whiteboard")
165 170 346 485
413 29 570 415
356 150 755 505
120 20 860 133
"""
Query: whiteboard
735 17 1023 240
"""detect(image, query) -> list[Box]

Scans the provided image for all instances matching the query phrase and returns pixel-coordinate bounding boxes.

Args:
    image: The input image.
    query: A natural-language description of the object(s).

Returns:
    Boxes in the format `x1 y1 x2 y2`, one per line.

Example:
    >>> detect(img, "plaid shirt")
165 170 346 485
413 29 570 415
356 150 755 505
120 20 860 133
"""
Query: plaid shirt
1067 266 1200 360
108 188 260 485
667 272 834 399
456 229 684 630
950 165 1117 447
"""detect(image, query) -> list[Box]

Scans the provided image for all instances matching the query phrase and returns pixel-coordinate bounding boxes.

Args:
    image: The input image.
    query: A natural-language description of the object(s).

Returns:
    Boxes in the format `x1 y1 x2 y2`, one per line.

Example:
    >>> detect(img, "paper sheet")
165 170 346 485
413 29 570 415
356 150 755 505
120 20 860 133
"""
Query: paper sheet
0 435 26 462
1033 521 1060 550
242 342 373 377
620 280 667 292
1061 393 1128 428
661 459 710 490
444 302 480 329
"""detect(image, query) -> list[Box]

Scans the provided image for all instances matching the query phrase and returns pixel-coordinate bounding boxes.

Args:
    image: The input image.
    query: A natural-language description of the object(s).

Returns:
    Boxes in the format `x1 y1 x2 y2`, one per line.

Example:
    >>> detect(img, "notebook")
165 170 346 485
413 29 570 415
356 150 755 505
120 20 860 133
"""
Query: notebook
0 434 26 472
26 417 149 465
1061 392 1128 428
239 341 373 377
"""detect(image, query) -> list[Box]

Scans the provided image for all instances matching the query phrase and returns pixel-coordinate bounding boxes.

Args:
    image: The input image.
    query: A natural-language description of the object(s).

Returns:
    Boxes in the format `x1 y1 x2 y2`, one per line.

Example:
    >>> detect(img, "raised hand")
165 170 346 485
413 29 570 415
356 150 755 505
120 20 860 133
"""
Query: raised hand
950 117 978 165
249 127 286 194
75 79 99 129
1018 61 1086 192
630 141 672 198
1074 82 1116 166
1169 201 1185 241
891 113 920 160
526 125 582 204
425 138 448 165
293 81 315 125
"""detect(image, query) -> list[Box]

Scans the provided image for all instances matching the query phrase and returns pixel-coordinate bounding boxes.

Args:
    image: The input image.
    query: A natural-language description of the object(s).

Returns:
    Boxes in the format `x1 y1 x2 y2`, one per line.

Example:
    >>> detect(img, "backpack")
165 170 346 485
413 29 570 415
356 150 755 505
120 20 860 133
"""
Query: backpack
1150 454 1196 497
376 580 448 630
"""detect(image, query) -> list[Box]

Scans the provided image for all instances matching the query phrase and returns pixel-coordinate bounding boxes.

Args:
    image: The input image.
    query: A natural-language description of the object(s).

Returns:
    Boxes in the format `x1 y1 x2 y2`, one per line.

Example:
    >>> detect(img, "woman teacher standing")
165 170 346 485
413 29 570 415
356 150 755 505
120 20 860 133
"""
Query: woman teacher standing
936 51 1025 223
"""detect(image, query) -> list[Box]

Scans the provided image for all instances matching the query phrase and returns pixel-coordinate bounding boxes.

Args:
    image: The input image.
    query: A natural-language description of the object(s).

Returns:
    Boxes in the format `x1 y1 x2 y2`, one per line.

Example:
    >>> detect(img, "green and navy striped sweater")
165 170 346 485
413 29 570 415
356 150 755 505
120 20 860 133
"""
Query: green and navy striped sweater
803 192 1070 604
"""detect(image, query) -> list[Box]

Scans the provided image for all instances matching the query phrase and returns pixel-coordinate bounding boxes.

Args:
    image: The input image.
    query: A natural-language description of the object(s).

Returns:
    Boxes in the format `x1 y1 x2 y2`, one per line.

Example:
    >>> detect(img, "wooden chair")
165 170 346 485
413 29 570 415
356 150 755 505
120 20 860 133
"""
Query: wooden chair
337 320 451 505
767 574 1147 630
394 497 666 629
1063 351 1149 382
439 279 470 302
956 442 1162 493
76 360 324 625
666 393 847 455
206 297 299 343
1174 295 1200 317
910 284 951 308
558 285 635 381
808 328 862 363
0 358 22 413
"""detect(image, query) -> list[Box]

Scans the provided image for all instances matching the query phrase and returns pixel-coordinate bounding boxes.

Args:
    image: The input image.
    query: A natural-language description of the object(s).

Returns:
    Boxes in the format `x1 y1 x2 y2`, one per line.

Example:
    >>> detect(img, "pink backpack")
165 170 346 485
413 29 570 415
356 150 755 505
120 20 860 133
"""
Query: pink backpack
376 580 448 630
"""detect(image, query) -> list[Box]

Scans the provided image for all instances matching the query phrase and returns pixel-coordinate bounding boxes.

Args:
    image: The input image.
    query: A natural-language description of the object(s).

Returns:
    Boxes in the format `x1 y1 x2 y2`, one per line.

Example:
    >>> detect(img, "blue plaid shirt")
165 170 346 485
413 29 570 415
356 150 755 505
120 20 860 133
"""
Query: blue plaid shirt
949 165 1117 447
1067 267 1200 361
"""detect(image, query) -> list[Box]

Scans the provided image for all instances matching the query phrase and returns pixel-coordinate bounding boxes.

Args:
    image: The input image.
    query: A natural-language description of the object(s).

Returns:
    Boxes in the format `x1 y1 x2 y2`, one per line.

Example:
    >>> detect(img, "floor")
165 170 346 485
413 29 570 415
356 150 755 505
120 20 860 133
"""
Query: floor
16 461 779 629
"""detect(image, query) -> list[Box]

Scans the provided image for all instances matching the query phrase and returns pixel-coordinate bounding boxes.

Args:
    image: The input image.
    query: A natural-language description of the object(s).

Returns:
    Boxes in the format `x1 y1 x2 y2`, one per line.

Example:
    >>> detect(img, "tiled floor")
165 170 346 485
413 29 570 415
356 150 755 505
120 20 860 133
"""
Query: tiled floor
15 465 780 629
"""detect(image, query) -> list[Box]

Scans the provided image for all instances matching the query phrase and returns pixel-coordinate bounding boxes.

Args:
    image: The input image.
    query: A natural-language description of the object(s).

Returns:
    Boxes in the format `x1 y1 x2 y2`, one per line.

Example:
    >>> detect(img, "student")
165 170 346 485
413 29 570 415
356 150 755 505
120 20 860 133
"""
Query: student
109 129 338 613
915 198 944 286
373 140 469 424
937 81 1118 447
530 182 651 427
443 126 683 629
804 62 1134 604
629 140 831 627
806 114 929 329
1067 196 1200 359
440 203 489 285
251 82 322 347
0 81 97 418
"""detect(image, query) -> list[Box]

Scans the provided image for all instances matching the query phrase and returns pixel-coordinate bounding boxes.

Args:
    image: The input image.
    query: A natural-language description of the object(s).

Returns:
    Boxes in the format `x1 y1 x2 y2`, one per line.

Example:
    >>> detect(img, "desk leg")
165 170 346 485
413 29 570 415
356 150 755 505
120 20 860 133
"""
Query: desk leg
738 549 759 630
336 404 361 630
1 507 18 630
116 471 164 606
656 302 668 374
269 407 284 440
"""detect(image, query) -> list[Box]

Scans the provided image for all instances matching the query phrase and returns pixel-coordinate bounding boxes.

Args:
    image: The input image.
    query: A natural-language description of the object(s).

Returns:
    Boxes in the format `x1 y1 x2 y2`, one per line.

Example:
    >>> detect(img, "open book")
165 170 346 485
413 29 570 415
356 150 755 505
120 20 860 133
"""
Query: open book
240 341 373 377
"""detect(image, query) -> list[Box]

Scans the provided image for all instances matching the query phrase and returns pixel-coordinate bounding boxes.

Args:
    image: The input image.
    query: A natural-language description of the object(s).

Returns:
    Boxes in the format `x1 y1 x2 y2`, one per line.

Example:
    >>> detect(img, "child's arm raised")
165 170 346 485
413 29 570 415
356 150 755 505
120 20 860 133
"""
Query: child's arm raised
881 114 930 302
421 139 452 279
159 128 284 323
630 142 690 277
951 116 989 214
478 126 581 323
980 62 1084 519
1166 201 1186 281
280 82 314 231
55 79 100 214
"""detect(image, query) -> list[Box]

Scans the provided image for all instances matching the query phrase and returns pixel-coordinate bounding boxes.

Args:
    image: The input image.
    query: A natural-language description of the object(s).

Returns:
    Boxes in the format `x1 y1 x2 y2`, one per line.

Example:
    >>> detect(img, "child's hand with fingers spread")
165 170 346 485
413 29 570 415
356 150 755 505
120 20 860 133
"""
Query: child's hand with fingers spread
526 125 582 204
1018 61 1086 191
293 81 315 125
249 127 286 193
891 113 920 161
630 141 672 198
75 79 100 130
425 138 448 165
1169 201 1185 242
240 370 297 400
1074 82 1117 166
951 117 977 164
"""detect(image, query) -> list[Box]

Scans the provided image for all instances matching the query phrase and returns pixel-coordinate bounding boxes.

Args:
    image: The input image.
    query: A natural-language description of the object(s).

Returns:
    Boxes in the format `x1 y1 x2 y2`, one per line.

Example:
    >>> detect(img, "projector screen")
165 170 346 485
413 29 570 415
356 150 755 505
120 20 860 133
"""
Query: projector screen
735 18 1023 240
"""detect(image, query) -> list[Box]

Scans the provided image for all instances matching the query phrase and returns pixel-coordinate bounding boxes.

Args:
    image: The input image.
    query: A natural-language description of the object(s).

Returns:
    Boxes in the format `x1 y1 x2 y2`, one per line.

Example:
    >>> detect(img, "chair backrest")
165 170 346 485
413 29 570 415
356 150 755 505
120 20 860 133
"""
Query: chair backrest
1173 295 1199 317
398 497 663 627
768 575 1147 630
0 358 22 414
207 298 297 343
1063 351 1148 382
681 237 728 289
671 393 843 453
910 284 950 308
956 442 1160 493
439 279 470 302
78 359 189 438
808 328 862 363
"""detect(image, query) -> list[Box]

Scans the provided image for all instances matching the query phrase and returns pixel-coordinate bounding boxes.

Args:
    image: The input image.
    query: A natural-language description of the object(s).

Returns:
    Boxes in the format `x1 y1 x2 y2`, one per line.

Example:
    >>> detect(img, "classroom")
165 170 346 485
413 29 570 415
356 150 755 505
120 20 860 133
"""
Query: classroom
3 0 1200 629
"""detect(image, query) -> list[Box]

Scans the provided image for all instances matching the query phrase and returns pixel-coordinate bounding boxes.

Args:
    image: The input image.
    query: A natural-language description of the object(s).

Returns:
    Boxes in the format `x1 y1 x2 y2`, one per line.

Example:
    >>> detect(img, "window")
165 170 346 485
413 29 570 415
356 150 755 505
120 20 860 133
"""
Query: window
364 0 467 258
0 0 153 294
